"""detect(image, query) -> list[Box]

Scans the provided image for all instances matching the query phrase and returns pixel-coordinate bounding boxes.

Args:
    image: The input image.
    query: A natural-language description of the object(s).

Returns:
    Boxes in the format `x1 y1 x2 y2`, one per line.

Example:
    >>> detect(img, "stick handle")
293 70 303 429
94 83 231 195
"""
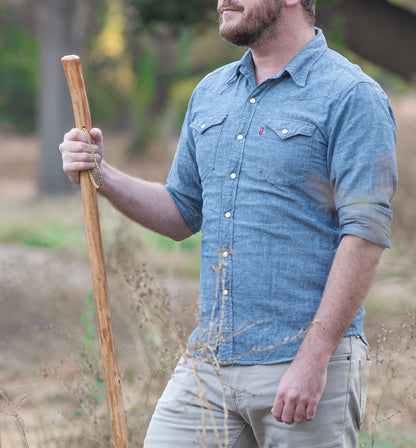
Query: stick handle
61 55 128 448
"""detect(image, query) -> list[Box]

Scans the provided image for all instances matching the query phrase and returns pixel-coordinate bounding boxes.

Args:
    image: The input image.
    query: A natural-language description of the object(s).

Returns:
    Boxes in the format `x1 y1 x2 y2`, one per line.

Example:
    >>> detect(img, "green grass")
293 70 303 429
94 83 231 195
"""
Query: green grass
0 198 202 277
358 434 396 447
137 228 201 277
359 432 416 448
140 227 202 252
0 220 84 249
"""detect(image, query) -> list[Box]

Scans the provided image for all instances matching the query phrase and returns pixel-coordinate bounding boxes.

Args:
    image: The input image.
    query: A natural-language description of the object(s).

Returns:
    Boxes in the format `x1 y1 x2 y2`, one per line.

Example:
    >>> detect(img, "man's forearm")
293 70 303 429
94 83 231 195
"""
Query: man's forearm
272 234 384 424
297 234 384 364
99 161 193 241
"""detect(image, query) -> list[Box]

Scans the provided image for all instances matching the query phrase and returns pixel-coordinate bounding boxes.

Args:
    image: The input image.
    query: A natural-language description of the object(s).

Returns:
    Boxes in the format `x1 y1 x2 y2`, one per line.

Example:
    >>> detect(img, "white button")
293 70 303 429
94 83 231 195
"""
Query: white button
222 251 229 258
250 98 256 104
223 289 229 296
201 124 206 129
281 129 288 135
237 134 244 141
225 212 231 219
230 173 237 179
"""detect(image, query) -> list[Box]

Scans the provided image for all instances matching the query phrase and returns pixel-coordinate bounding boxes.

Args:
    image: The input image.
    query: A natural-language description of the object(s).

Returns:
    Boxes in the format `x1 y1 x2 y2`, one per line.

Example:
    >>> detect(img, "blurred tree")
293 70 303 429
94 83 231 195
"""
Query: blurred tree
0 2 37 131
36 0 100 195
87 0 136 128
121 0 214 149
1 0 415 194
127 0 216 33
317 0 416 81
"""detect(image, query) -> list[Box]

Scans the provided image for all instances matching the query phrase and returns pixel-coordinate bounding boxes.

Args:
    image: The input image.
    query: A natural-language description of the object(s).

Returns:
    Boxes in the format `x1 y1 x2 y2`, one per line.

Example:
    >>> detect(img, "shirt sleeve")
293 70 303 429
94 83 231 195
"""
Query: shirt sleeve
327 81 398 248
165 93 203 234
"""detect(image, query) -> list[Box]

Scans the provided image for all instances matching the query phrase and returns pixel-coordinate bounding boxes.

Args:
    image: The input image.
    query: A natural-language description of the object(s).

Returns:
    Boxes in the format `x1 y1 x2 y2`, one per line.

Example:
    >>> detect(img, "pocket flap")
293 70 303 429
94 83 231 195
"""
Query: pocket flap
265 119 315 140
191 115 227 134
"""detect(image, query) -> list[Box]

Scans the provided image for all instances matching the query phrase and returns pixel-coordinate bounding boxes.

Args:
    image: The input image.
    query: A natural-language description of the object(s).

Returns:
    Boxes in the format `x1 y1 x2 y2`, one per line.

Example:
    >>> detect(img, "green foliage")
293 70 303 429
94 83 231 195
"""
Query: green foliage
80 291 98 355
0 220 84 249
318 0 341 6
128 48 159 143
142 228 201 252
168 75 203 133
358 433 396 447
140 228 202 277
128 0 216 33
86 70 125 126
74 291 108 420
0 23 38 131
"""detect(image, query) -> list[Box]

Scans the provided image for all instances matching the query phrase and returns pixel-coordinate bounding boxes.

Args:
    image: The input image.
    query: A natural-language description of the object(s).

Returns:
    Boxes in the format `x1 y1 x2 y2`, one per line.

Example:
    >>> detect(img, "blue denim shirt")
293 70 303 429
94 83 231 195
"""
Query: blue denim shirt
166 29 397 365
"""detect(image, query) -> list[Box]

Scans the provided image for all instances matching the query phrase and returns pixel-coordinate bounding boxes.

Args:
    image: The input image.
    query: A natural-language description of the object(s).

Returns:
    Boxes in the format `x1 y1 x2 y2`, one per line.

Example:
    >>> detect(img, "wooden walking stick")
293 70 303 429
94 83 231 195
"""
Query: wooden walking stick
61 55 128 448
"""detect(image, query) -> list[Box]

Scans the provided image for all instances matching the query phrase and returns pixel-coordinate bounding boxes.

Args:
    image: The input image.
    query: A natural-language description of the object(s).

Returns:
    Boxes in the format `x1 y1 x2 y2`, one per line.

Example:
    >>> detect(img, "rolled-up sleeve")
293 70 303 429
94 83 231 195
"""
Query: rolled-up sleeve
165 95 203 234
327 82 398 248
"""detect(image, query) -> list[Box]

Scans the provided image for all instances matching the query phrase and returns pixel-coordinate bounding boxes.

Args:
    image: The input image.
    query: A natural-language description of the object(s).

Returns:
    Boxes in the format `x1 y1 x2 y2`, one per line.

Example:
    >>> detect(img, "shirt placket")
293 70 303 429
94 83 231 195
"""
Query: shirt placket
217 88 263 362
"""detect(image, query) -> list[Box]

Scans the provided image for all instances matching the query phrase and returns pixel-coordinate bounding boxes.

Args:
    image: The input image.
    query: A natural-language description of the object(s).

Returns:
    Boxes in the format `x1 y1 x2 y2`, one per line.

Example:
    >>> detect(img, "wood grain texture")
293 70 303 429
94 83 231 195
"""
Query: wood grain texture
61 55 129 448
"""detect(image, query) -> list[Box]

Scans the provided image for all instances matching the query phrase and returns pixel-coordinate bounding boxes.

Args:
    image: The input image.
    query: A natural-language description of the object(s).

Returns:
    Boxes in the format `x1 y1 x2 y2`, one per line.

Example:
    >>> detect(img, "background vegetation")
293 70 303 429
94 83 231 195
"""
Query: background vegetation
0 0 415 447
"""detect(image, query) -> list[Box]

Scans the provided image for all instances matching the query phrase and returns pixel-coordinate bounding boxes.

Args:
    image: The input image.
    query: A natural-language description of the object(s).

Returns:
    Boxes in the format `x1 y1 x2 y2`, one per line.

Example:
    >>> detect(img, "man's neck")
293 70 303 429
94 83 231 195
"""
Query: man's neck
250 23 315 85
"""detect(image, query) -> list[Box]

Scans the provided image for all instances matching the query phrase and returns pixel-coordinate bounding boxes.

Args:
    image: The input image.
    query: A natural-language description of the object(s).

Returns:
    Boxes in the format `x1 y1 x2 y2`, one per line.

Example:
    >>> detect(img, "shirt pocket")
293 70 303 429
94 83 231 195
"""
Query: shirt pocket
259 119 315 187
191 114 227 181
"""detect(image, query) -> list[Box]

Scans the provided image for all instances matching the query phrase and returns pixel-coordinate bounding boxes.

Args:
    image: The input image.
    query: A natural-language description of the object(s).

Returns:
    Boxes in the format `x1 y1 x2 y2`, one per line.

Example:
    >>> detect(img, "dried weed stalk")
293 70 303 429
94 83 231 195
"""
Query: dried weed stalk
10 239 413 448
361 312 416 448
0 387 29 448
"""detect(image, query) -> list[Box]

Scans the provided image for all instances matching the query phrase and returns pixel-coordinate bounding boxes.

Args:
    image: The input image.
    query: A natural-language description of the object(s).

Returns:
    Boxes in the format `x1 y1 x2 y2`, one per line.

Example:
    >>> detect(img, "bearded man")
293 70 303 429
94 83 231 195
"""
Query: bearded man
60 1 397 446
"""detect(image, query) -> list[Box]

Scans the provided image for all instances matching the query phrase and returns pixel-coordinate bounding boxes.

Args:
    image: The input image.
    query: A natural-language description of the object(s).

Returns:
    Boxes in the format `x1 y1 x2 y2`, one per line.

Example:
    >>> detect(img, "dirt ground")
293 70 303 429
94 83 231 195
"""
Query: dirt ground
1 94 416 447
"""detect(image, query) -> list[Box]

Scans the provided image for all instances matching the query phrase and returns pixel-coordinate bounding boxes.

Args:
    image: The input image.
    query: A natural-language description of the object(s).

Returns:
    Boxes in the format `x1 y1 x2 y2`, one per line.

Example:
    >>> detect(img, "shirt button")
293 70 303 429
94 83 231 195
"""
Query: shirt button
223 289 229 296
201 123 206 129
222 250 229 258
250 98 256 104
237 134 244 141
230 173 237 179
281 129 288 135
225 212 232 219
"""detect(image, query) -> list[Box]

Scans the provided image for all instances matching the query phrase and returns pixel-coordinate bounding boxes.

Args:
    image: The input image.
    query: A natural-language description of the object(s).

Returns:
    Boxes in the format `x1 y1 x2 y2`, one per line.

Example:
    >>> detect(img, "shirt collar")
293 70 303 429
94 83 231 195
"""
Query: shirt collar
229 28 328 87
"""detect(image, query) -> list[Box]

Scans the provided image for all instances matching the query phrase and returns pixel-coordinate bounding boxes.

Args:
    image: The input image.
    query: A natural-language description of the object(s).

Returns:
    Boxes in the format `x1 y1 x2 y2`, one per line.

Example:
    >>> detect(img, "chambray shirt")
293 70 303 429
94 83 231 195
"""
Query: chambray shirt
166 29 397 365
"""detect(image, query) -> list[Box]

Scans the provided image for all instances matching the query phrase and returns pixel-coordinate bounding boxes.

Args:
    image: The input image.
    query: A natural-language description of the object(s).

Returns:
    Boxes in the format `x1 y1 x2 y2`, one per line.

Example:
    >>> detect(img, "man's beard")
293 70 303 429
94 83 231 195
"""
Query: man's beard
218 0 283 47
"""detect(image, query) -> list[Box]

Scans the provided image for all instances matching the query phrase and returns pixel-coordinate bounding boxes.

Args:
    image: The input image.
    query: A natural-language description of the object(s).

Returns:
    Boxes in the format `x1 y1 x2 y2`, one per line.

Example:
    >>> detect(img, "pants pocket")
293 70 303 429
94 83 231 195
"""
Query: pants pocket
359 359 371 427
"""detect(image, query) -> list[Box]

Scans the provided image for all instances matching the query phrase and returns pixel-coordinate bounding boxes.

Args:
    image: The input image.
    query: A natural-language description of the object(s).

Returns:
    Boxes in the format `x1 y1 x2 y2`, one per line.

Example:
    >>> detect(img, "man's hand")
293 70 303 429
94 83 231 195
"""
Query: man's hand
271 235 384 425
271 357 328 424
59 127 104 184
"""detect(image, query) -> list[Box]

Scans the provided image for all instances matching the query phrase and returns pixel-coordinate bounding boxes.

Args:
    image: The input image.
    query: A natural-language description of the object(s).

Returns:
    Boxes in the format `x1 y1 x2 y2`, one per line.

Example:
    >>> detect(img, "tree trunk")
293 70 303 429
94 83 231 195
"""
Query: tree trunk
36 0 89 195
317 0 416 82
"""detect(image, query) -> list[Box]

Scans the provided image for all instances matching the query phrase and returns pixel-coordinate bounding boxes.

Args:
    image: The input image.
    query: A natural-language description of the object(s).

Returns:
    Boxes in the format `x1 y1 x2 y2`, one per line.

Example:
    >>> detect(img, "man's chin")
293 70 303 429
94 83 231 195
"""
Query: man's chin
219 23 239 41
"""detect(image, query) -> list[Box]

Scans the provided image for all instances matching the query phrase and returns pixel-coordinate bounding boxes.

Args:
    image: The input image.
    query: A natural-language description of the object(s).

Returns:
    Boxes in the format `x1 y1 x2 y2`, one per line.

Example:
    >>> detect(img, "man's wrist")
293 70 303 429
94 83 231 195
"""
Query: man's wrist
294 324 338 367
97 160 112 196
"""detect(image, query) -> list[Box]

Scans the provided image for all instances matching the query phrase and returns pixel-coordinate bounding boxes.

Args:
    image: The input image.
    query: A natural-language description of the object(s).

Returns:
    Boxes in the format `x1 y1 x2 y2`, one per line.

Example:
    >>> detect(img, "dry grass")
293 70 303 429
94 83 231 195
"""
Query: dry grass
0 93 415 447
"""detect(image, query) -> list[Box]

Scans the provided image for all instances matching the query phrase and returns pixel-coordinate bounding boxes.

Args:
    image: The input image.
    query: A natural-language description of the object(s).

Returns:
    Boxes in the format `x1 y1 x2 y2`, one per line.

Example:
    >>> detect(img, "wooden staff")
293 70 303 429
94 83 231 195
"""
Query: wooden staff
61 55 128 448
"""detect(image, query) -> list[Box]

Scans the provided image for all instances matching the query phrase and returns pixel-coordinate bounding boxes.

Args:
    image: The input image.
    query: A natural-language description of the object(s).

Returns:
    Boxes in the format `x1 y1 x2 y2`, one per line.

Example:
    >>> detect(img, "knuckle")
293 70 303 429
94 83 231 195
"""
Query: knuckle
286 391 300 402
73 141 87 153
283 416 294 425
66 129 76 139
66 128 85 142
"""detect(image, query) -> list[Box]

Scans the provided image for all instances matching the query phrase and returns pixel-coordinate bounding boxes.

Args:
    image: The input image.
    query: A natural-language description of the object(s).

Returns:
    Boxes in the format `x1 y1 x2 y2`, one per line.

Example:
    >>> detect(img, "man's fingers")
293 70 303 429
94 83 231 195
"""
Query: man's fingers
61 148 101 163
280 400 296 424
59 127 104 184
272 393 298 425
64 127 88 143
272 399 310 425
271 399 284 422
89 127 103 143
305 401 318 421
60 140 88 155
293 401 308 423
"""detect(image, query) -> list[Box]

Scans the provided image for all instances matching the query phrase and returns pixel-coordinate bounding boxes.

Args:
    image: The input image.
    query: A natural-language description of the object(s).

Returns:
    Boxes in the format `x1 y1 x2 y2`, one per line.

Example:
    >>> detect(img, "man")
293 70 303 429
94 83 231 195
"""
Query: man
60 0 398 446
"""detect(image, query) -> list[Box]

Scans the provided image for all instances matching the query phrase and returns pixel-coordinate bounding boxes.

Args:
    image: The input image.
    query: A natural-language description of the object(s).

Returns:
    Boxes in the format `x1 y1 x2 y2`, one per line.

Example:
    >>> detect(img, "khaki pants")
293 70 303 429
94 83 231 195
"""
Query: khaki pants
144 336 370 448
